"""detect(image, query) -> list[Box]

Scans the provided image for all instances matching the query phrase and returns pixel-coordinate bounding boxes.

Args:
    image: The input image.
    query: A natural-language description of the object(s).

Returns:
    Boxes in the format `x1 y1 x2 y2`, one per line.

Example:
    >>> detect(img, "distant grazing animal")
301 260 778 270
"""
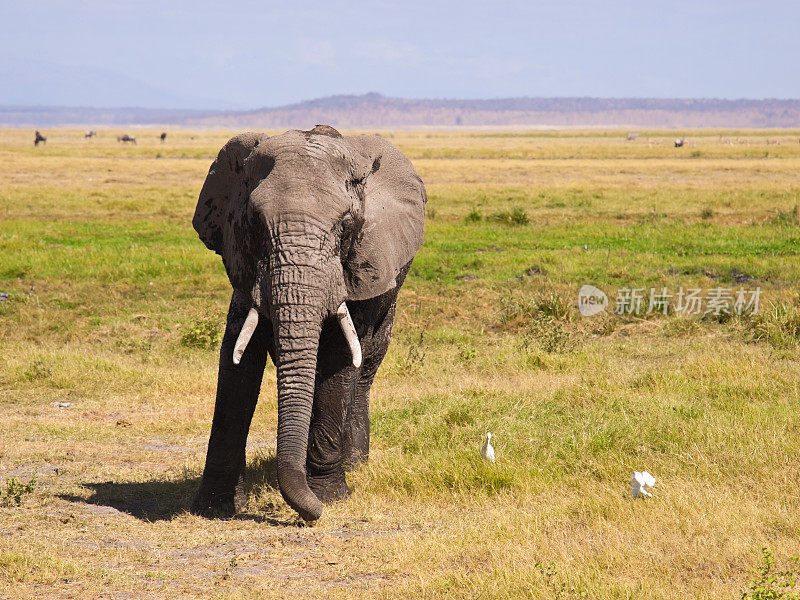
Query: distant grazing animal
160 132 167 142
117 134 137 144
674 138 684 148
626 132 639 141
84 130 97 139
34 131 47 146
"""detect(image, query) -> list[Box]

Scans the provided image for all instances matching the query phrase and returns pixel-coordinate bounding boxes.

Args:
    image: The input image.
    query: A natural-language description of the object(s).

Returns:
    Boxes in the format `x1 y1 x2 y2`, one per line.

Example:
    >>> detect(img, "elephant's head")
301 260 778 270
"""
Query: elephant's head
193 125 426 520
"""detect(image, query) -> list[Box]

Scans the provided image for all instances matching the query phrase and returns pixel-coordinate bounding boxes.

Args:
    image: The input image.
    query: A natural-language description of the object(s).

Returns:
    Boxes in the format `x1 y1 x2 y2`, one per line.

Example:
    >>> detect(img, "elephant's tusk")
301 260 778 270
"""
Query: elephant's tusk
336 302 362 369
232 307 259 365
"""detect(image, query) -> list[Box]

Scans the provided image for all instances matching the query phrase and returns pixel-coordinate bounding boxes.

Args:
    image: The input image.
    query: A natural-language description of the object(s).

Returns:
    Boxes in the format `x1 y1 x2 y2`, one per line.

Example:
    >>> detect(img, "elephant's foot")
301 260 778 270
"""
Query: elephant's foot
307 472 350 505
190 489 236 519
190 472 246 519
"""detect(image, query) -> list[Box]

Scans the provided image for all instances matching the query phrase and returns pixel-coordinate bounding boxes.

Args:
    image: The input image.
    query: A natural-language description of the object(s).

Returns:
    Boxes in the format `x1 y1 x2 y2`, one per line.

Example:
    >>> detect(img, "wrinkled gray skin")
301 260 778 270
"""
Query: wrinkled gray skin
190 125 426 521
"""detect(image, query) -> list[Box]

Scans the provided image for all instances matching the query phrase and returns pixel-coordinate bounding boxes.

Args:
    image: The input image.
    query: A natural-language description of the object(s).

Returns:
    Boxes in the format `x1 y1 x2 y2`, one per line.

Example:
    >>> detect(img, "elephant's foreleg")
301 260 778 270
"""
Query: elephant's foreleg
191 291 271 518
344 302 396 468
305 318 360 504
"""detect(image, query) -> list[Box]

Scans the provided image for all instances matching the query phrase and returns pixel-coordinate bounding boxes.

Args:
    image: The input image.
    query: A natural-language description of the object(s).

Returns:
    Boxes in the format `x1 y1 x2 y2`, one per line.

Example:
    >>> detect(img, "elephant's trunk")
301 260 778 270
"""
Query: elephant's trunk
264 250 330 522
274 307 325 521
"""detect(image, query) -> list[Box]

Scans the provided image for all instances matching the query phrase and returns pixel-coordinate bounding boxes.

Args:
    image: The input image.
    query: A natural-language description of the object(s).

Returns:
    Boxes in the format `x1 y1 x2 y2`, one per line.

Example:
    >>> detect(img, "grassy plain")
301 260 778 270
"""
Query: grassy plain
1 127 799 599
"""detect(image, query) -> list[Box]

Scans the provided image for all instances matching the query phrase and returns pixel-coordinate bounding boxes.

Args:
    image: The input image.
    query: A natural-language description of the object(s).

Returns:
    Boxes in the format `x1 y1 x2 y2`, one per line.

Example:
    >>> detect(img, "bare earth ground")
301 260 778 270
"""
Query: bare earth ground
1 128 799 599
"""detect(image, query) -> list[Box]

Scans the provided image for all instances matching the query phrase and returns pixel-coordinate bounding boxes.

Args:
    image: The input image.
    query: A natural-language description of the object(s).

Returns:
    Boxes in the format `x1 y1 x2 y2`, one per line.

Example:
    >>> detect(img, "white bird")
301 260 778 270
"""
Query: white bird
481 432 495 464
631 471 656 498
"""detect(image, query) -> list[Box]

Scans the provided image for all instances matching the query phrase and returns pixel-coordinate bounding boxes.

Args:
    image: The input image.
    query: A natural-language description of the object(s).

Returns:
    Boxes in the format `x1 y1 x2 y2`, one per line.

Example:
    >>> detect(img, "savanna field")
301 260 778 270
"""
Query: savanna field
1 128 800 599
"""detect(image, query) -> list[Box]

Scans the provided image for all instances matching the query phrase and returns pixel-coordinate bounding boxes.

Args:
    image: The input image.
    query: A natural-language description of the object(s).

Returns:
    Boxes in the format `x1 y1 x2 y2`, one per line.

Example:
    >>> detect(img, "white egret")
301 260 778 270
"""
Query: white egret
631 471 656 498
481 432 495 464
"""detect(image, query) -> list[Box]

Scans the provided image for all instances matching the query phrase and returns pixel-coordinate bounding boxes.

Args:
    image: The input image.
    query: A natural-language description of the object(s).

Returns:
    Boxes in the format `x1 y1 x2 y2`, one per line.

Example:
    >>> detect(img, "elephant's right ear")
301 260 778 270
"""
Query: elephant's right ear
193 132 264 253
193 132 267 289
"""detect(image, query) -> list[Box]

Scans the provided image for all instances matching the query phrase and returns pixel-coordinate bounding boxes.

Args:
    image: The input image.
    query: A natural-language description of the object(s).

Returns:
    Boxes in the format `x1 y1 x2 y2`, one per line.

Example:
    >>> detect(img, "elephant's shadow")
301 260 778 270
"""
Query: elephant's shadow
57 454 293 525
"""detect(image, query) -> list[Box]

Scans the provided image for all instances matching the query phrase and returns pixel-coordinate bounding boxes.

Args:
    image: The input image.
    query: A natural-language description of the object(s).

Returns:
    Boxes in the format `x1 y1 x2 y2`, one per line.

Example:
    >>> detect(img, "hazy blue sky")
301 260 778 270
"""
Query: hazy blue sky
2 1 798 109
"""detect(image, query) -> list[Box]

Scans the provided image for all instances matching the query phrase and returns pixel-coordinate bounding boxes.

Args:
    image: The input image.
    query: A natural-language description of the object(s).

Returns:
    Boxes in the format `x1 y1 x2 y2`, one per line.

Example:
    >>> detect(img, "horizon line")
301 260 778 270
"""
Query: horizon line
4 93 800 114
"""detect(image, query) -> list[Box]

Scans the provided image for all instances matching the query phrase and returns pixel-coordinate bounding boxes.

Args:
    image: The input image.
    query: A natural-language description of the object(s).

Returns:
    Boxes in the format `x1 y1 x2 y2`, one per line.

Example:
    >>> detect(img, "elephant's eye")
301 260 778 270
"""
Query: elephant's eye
340 212 354 232
339 212 359 261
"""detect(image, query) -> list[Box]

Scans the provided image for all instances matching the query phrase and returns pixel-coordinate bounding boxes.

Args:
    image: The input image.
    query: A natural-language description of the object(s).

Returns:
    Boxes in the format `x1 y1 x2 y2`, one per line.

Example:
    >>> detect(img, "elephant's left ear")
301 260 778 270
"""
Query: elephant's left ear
343 135 427 301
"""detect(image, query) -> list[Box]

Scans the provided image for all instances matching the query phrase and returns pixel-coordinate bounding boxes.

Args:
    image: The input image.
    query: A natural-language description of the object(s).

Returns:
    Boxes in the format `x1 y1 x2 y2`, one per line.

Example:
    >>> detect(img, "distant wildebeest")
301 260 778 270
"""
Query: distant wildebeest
34 131 47 146
85 130 97 139
626 132 639 141
160 132 167 142
117 134 137 144
674 138 684 148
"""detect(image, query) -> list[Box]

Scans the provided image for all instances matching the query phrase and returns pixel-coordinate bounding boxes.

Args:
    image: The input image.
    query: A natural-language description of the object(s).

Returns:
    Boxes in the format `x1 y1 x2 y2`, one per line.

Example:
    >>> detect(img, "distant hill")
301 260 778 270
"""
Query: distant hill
3 94 800 129
0 105 219 128
0 58 242 112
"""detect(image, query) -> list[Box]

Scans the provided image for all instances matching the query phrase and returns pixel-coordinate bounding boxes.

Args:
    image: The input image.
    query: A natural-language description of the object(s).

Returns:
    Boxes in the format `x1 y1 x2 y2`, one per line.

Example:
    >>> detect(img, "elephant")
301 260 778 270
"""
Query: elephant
189 125 426 522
